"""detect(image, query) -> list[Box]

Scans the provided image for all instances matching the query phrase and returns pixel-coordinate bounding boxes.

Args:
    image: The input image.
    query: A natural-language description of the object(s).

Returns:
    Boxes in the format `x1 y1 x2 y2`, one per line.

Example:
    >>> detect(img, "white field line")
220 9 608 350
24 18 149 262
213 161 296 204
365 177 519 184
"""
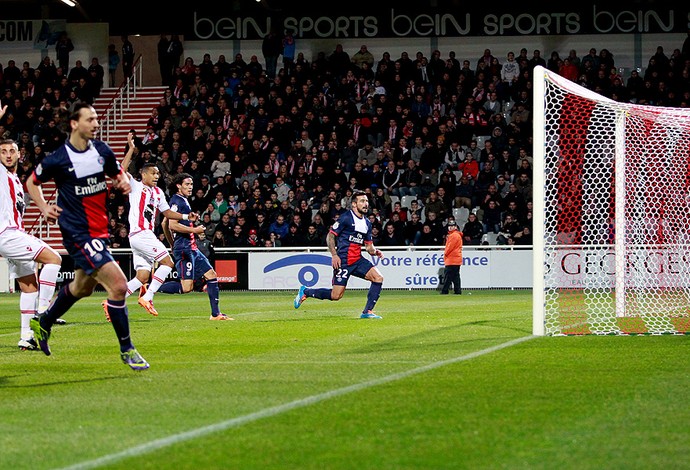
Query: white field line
57 335 536 470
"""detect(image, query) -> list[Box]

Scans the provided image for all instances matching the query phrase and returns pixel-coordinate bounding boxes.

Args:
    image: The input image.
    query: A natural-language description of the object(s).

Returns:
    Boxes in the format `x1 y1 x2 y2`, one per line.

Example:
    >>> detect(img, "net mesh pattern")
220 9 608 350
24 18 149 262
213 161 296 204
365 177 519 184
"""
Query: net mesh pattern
541 72 690 335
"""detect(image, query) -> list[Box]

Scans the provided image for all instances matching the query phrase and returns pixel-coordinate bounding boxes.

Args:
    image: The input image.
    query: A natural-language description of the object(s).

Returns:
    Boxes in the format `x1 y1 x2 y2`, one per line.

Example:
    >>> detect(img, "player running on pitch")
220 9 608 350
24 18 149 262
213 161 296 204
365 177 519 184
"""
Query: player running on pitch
158 172 232 320
293 189 385 319
102 132 197 320
27 103 149 369
0 137 63 350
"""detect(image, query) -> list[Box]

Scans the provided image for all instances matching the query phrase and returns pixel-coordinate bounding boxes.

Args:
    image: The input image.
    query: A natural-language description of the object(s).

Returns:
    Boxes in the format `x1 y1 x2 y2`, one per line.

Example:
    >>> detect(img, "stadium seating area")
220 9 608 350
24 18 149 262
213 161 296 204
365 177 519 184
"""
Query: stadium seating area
4 39 690 249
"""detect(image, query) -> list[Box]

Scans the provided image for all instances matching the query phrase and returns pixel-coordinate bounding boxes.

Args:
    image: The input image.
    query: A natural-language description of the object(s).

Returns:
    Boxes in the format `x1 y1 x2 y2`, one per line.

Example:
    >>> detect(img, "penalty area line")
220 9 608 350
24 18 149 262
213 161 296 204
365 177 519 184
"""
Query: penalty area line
57 335 536 470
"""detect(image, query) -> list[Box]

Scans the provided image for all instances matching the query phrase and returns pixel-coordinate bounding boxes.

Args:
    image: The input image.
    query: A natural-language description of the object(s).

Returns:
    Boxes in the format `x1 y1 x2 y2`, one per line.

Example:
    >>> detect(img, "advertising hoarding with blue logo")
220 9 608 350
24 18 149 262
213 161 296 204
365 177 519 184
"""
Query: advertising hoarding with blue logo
249 249 532 290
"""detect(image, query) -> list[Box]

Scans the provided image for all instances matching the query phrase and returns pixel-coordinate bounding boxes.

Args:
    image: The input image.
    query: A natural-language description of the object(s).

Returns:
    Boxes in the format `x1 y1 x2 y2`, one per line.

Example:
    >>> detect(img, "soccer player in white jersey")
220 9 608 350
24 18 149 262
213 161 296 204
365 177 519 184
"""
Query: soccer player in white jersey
103 132 197 319
0 134 63 350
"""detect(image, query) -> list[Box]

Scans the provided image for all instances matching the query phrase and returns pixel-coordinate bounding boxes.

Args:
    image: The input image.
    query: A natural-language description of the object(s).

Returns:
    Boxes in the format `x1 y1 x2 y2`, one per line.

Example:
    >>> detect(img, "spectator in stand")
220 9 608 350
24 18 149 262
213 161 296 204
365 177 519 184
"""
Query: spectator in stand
262 27 283 80
225 224 248 247
481 199 502 235
379 221 404 246
55 32 74 71
528 49 546 69
157 34 170 86
351 45 375 73
418 222 442 246
424 191 448 221
87 57 105 98
580 48 600 74
167 35 184 83
269 213 289 241
281 31 296 75
559 57 580 82
397 158 423 198
496 213 522 245
282 223 306 247
382 161 401 196
67 60 89 87
462 213 484 246
121 35 135 80
499 51 520 101
107 44 120 88
458 152 479 182
546 51 562 73
403 212 424 246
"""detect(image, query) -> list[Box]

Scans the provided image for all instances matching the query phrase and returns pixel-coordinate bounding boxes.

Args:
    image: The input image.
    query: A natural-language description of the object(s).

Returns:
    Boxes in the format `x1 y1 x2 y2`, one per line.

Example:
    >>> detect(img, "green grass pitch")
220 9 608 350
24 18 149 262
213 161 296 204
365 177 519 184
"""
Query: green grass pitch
1 289 689 469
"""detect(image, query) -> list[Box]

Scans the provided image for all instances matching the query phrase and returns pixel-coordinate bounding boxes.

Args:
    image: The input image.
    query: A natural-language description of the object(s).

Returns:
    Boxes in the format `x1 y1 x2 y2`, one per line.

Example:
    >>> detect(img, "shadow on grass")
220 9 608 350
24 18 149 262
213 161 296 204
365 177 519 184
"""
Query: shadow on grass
350 320 531 354
0 374 129 389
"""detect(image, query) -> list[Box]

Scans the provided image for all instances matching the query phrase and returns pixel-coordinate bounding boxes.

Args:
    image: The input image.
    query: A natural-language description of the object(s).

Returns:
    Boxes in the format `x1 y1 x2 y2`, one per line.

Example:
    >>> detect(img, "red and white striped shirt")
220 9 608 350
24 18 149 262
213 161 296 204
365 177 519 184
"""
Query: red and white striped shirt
0 165 25 234
127 176 170 237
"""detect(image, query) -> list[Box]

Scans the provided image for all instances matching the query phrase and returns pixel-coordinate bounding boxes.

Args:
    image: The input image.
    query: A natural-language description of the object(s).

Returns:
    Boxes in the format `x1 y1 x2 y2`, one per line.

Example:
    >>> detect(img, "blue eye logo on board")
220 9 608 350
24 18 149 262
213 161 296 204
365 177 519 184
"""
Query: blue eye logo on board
263 254 331 287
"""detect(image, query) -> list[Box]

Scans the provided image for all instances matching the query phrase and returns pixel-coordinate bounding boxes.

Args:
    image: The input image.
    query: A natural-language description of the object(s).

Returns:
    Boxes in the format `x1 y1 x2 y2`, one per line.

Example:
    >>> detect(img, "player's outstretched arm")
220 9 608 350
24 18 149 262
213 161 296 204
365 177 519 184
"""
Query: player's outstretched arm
168 218 205 235
111 171 131 195
161 209 198 222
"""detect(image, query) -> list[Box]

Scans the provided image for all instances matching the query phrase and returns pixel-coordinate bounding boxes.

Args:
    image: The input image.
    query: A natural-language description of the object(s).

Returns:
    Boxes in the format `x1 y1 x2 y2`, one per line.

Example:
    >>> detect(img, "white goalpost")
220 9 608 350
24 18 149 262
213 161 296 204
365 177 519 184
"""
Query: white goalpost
532 65 690 336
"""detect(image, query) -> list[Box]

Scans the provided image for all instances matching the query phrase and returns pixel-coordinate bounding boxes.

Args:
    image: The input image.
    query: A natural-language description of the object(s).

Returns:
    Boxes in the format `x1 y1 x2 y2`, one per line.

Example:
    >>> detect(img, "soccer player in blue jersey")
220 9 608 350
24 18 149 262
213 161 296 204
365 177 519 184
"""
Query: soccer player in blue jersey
294 189 385 319
158 172 232 320
26 103 149 370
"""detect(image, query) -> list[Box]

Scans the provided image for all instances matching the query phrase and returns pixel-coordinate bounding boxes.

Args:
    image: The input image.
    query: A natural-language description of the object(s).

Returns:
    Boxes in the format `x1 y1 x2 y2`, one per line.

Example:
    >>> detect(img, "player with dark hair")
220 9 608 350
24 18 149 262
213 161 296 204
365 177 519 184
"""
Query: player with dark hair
157 172 232 320
294 189 385 319
26 102 149 370
0 134 63 350
101 132 197 320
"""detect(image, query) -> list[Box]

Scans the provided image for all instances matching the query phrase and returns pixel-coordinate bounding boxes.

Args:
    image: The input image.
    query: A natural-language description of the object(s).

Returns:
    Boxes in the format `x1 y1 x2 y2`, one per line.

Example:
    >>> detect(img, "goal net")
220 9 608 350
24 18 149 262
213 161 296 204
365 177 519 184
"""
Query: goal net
532 65 690 336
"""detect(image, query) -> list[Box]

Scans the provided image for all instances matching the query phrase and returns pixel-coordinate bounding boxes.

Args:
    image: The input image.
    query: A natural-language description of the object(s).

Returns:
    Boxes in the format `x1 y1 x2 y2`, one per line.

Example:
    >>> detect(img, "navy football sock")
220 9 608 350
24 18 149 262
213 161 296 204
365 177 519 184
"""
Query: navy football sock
104 298 133 352
305 288 333 300
206 279 220 315
363 282 382 312
42 284 79 326
158 281 183 294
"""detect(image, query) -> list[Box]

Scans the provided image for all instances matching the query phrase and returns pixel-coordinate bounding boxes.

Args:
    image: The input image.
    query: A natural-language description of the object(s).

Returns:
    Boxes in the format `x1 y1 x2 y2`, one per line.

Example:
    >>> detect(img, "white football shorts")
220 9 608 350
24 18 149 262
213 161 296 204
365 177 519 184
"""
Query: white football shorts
129 230 170 271
0 229 49 279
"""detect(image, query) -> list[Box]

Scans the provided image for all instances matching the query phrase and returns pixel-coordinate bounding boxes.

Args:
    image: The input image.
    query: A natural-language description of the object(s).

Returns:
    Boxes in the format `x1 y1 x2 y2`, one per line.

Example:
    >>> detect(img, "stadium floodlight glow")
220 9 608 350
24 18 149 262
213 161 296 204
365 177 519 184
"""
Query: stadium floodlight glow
61 0 77 7
532 65 690 336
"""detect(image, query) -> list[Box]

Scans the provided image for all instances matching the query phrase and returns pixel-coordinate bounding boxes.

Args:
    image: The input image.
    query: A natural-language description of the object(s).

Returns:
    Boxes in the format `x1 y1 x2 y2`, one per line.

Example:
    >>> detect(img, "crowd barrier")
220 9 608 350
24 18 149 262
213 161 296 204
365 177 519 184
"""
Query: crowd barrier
0 246 532 293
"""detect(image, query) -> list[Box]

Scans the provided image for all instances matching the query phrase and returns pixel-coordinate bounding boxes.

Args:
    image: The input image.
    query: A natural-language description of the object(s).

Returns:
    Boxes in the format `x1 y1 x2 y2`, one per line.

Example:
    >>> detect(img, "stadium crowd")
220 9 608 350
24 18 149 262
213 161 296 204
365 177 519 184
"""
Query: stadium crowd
3 33 690 250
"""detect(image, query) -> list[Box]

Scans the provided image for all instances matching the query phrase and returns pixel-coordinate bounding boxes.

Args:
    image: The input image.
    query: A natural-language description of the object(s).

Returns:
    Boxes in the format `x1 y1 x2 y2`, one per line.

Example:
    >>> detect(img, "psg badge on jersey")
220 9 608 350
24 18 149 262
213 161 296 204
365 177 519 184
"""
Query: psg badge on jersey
98 156 105 165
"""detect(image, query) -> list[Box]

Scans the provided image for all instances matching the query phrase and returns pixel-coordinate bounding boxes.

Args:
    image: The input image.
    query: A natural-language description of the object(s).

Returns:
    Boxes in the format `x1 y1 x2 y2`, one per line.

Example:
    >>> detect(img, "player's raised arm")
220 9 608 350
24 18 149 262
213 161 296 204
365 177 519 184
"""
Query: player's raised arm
120 132 136 176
